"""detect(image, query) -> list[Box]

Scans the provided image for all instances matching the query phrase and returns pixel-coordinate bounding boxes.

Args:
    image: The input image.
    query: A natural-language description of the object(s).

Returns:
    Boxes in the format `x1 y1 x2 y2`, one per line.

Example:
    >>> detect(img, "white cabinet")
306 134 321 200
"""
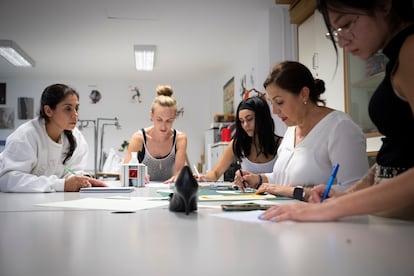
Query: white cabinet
204 128 219 173
209 142 229 181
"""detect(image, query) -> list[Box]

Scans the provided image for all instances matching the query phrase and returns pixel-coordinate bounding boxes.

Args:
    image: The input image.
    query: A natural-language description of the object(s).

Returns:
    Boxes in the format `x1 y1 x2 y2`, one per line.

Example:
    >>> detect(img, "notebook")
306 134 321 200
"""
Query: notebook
80 187 135 193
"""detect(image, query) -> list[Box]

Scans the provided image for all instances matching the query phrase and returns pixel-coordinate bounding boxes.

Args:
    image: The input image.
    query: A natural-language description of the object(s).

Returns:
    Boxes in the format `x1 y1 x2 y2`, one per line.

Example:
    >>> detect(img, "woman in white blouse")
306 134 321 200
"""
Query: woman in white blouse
234 61 369 201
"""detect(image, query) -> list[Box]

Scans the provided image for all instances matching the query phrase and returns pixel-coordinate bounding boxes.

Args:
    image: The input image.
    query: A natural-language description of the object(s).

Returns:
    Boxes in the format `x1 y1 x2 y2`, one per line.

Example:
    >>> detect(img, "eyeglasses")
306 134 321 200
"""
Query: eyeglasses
325 16 359 42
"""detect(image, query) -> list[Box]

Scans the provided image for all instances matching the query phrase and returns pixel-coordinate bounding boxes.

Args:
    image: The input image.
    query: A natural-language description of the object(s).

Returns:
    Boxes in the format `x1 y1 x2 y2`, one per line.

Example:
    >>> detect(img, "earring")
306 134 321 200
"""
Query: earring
303 101 307 105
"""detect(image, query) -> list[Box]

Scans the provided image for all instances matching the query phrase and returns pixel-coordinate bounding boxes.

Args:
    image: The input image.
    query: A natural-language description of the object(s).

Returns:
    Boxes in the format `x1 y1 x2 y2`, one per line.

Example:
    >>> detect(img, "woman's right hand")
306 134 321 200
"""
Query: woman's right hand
233 170 257 191
307 184 344 203
194 174 210 182
64 175 95 192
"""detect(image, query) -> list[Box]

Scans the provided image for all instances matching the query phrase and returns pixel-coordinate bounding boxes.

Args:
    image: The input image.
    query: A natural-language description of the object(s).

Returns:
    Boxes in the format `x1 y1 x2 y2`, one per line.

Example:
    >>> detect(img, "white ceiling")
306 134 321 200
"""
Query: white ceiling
0 0 278 82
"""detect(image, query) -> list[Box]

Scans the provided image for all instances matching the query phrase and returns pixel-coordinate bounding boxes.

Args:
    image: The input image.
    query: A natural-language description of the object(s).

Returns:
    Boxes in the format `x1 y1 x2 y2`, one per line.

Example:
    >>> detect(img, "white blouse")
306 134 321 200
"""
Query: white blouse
264 111 369 191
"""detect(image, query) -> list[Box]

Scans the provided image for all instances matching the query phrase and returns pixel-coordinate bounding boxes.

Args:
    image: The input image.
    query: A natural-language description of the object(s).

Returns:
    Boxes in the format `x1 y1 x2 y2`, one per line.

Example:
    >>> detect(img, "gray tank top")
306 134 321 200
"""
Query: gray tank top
139 129 177 181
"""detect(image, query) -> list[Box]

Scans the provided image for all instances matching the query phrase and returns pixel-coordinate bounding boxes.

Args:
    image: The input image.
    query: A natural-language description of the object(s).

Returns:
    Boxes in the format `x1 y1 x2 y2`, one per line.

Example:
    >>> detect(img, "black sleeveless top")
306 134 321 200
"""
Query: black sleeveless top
137 128 177 162
368 25 414 168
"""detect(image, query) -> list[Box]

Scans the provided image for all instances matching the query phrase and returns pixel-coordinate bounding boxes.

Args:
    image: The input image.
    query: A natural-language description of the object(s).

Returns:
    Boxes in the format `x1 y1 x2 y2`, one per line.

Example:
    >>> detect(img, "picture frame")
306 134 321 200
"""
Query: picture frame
0 83 5 104
0 107 14 129
223 77 234 114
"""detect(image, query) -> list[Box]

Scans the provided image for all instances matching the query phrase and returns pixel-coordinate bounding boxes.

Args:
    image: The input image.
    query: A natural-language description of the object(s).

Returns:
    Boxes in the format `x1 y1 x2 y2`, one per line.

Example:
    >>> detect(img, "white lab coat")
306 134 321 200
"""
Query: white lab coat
0 117 89 192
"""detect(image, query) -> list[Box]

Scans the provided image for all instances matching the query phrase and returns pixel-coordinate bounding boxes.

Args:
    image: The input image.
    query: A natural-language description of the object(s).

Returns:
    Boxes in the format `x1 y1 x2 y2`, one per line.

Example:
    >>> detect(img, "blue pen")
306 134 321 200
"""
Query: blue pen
321 163 340 202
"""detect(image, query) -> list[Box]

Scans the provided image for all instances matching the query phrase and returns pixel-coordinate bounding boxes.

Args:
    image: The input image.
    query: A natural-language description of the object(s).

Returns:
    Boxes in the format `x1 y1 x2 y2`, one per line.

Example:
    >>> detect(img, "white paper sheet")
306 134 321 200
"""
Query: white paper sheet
146 182 170 188
211 210 270 223
35 197 168 212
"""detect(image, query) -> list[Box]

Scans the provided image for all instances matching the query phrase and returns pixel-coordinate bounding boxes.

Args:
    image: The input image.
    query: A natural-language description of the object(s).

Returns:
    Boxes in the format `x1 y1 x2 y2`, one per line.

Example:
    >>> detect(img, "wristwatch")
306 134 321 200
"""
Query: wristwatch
293 186 306 201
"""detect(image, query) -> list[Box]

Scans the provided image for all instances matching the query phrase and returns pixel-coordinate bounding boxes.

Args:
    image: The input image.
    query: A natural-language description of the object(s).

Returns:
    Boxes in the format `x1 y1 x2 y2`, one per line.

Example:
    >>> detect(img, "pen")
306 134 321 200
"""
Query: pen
64 166 76 175
239 169 248 189
321 163 340 202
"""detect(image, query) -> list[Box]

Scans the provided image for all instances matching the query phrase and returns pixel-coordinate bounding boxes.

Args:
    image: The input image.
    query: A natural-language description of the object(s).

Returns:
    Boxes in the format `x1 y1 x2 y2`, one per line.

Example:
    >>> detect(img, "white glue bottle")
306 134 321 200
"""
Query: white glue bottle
129 152 147 187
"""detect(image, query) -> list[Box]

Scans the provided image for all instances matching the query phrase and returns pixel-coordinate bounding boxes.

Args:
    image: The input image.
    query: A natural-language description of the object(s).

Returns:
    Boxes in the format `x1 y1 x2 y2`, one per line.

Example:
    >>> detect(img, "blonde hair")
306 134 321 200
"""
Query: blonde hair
151 85 177 112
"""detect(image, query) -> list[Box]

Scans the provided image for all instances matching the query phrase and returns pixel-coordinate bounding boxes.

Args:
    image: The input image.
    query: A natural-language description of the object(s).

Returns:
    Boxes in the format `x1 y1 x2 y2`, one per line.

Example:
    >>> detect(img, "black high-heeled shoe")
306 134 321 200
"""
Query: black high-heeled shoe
169 166 199 215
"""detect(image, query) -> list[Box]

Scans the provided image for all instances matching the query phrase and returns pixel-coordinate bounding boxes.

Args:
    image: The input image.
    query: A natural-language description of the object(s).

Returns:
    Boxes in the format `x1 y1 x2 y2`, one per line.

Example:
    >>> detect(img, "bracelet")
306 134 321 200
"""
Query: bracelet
255 174 263 189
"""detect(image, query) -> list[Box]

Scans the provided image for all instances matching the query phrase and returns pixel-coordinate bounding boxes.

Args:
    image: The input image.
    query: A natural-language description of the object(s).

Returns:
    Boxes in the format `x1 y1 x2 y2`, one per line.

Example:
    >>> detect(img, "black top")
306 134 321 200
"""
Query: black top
368 25 414 168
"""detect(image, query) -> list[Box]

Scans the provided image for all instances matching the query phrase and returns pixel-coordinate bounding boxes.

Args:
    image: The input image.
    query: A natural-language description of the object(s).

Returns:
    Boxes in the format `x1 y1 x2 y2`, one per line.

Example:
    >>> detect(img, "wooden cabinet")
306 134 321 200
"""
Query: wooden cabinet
344 52 386 137
344 52 386 156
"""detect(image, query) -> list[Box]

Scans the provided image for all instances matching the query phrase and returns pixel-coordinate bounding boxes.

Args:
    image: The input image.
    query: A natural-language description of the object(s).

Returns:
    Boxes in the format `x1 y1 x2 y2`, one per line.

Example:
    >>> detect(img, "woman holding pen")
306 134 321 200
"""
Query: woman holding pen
260 0 414 222
195 95 282 182
0 83 106 192
234 61 369 200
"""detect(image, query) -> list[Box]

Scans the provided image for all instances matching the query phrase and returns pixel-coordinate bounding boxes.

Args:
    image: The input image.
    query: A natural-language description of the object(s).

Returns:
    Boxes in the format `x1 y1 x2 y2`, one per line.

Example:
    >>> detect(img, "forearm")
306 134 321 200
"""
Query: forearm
324 168 414 219
204 171 220 181
346 164 377 194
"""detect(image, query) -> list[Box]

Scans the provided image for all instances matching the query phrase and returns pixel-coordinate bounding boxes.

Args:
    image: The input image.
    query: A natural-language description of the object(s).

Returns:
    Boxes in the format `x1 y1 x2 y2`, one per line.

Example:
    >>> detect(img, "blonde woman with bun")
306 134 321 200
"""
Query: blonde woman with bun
124 85 188 183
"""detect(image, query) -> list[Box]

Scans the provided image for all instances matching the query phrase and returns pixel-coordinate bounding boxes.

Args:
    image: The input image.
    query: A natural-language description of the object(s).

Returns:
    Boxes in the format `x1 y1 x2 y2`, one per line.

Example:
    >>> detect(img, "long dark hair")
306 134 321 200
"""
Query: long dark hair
318 0 414 56
263 61 326 106
233 96 279 160
39 84 79 164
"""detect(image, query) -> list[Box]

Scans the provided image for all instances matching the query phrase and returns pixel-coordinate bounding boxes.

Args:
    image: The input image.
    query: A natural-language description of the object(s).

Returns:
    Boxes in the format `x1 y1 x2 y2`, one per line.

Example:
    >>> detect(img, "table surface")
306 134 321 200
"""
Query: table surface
1 186 414 276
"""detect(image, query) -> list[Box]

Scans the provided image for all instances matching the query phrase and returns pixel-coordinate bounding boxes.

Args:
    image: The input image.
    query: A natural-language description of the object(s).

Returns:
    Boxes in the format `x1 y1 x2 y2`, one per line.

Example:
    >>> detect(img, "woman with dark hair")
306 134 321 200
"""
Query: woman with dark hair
0 83 106 192
234 61 369 199
260 0 414 222
196 96 282 182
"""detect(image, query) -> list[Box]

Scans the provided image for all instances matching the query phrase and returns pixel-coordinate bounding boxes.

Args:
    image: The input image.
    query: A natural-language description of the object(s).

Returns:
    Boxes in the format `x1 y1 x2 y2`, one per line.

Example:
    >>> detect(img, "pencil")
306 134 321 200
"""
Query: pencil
64 166 76 175
239 169 248 189
193 165 200 178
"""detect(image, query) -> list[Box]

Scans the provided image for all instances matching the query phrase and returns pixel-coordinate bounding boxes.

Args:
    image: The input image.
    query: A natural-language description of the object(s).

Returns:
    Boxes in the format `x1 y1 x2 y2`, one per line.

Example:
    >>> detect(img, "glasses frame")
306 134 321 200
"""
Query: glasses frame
325 15 359 42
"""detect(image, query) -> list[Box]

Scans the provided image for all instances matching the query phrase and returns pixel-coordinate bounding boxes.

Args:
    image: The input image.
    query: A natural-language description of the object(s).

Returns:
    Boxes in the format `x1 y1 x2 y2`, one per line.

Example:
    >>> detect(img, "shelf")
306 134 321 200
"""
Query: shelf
364 131 382 138
352 72 385 88
209 122 234 128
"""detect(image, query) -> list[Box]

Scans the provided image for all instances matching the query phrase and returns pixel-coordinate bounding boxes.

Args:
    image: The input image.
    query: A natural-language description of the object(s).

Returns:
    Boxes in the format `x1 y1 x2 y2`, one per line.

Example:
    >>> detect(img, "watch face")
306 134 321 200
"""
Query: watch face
293 187 304 201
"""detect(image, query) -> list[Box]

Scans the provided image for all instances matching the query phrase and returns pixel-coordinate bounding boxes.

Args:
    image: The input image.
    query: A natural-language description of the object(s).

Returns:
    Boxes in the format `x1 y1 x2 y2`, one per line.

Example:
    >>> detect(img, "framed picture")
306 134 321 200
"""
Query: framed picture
0 107 14 129
223 77 234 114
0 83 5 104
18 97 34 120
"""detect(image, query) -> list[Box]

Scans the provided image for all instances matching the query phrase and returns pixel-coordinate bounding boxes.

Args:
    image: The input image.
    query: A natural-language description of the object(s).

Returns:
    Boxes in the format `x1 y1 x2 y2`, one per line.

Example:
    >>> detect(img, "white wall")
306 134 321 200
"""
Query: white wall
0 77 219 173
226 5 292 137
0 4 295 173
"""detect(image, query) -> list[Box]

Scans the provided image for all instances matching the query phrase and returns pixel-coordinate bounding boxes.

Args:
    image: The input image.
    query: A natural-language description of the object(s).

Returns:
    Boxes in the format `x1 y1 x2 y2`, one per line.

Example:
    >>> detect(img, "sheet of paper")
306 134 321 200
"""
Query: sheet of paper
211 210 269 223
146 182 169 188
35 197 168 212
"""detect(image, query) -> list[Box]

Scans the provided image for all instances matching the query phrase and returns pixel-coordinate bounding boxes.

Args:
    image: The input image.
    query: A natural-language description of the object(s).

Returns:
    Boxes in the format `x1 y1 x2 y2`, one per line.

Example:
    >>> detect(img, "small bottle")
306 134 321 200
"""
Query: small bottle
129 152 139 164
128 152 139 186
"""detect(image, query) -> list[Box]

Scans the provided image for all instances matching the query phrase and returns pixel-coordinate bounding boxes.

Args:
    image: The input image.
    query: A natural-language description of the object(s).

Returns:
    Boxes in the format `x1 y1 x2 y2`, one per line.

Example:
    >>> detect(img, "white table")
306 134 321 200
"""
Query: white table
1 187 413 276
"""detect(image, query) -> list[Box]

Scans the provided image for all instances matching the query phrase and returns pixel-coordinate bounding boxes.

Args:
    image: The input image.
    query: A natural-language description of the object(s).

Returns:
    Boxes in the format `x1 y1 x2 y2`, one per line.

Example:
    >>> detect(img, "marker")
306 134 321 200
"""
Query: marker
321 163 340 202
64 166 76 175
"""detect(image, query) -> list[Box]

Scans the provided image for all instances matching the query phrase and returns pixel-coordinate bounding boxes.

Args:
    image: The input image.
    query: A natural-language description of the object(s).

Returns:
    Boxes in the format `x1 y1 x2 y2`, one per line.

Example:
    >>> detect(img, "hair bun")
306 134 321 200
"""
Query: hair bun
314 79 326 95
156 85 173 97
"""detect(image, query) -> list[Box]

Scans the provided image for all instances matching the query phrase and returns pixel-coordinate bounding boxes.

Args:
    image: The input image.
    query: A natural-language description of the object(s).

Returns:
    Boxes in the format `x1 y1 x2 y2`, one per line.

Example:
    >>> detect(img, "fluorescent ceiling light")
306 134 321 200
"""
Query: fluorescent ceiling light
134 45 155 71
0 40 35 67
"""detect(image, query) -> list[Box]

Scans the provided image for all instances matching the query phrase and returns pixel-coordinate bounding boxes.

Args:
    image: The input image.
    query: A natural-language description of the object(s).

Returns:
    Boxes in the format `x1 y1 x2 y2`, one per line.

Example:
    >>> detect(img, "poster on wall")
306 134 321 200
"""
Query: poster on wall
17 97 34 120
0 107 14 129
223 77 234 114
0 83 5 104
